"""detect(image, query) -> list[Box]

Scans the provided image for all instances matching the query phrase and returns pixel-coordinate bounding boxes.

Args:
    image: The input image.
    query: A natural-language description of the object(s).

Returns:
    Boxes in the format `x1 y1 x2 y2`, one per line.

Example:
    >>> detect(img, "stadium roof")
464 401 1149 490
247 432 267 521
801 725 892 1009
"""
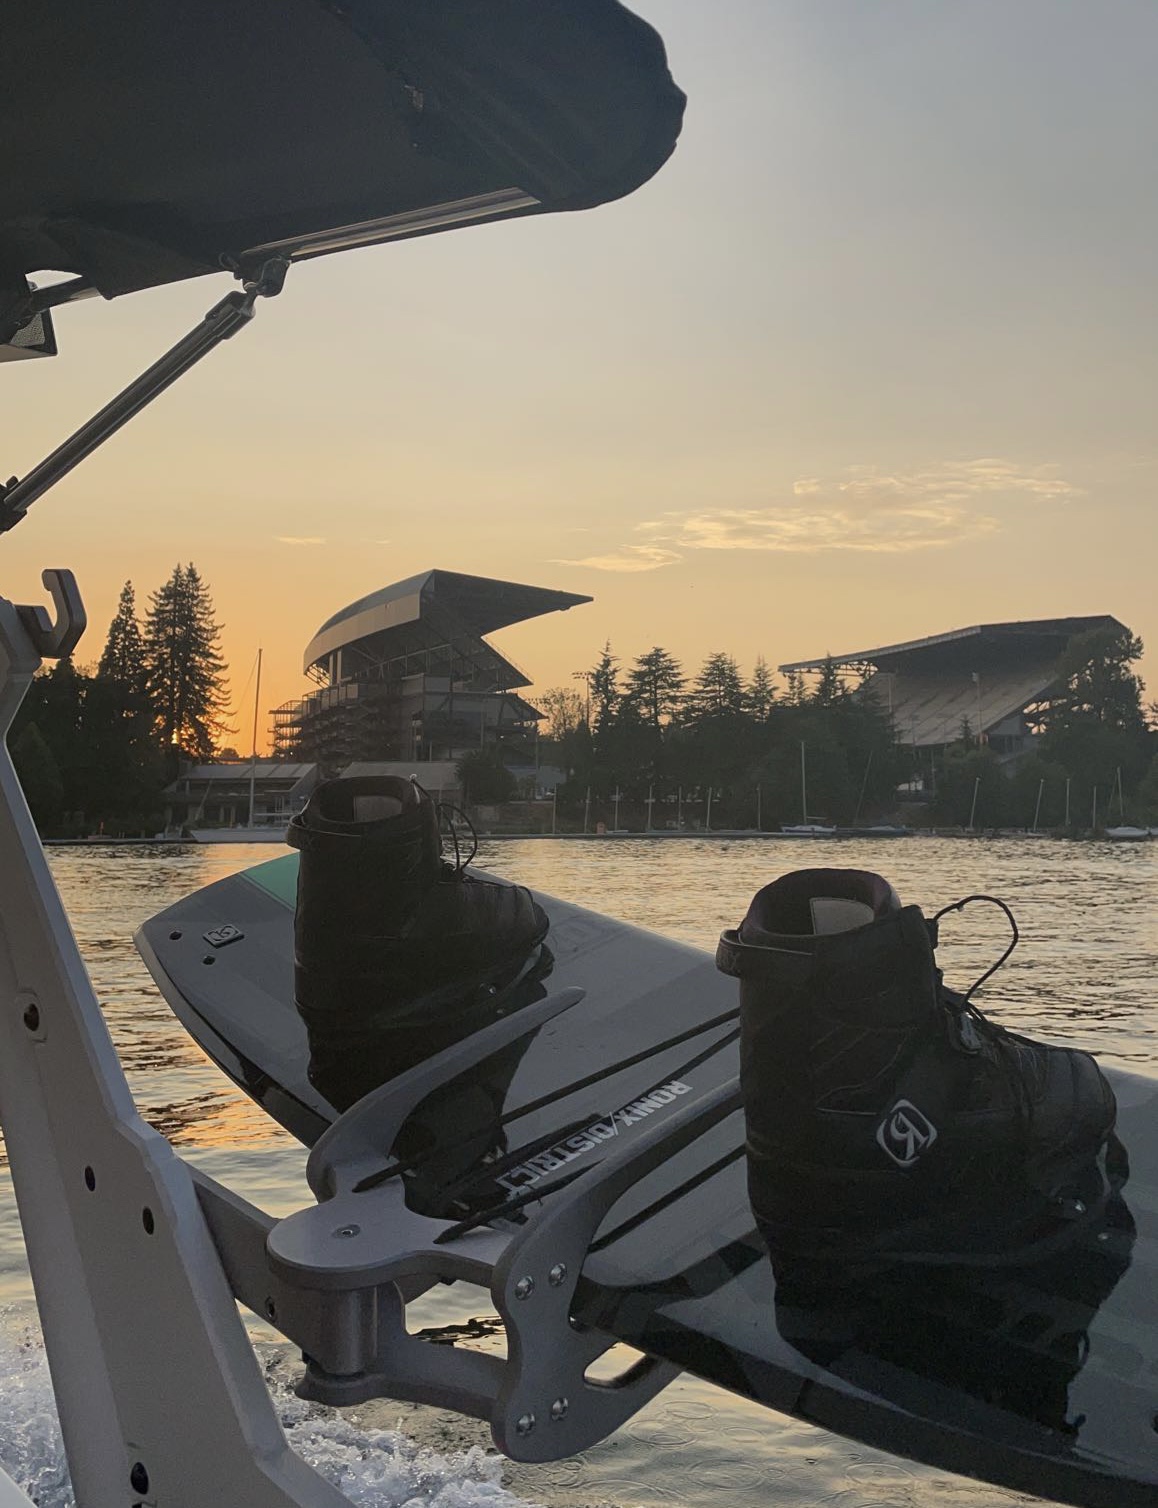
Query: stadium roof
303 569 591 673
780 615 1128 749
779 616 1125 675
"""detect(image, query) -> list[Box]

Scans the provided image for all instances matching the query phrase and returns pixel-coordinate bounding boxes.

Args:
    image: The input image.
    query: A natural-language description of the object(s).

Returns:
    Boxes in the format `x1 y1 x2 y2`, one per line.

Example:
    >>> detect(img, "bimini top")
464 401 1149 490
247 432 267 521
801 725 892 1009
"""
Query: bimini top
303 569 591 672
2 0 685 298
780 616 1126 676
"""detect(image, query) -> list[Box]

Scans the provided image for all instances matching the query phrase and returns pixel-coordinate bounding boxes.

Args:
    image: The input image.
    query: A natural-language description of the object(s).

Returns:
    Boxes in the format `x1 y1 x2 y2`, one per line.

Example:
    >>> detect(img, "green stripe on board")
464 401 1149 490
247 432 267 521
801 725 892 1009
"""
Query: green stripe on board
240 852 299 909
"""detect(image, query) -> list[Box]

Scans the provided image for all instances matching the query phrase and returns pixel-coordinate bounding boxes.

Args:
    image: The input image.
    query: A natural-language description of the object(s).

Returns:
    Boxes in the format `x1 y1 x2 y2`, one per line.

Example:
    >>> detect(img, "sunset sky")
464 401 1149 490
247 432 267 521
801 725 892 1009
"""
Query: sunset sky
5 0 1157 750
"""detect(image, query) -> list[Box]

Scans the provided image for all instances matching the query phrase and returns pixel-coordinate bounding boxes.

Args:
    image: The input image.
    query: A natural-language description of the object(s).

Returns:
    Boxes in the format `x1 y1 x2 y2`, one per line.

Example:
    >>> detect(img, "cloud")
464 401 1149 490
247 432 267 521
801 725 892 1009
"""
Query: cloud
276 536 326 546
641 459 1079 558
550 544 682 573
550 460 1078 573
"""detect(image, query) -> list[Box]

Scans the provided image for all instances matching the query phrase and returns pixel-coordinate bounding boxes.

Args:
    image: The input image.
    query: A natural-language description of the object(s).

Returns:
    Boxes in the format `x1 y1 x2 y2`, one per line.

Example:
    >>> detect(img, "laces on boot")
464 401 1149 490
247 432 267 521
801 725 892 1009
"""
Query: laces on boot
931 894 1036 1133
437 801 478 874
931 893 1020 1009
408 776 480 875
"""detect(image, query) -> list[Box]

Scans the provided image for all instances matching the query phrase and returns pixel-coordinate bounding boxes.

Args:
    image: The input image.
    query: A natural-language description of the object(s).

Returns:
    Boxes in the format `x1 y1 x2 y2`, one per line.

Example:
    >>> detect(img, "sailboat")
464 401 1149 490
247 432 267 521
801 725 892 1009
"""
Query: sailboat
1106 766 1150 841
780 741 836 836
188 649 289 842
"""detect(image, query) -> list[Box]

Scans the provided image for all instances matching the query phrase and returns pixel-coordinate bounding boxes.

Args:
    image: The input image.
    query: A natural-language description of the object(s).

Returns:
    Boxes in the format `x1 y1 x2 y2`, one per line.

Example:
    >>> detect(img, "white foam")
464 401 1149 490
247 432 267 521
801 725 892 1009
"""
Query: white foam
0 1319 535 1508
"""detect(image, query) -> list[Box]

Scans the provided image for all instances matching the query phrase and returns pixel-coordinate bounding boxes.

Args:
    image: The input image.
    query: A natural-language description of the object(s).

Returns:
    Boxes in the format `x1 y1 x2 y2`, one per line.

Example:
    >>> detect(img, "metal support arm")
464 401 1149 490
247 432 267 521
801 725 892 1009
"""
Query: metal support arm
0 259 288 534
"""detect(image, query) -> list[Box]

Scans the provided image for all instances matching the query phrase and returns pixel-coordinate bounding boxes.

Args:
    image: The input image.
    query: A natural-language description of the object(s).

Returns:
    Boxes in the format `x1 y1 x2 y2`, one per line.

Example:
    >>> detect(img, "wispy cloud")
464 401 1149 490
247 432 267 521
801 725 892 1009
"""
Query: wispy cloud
276 536 326 546
661 459 1078 560
550 544 682 573
550 460 1079 573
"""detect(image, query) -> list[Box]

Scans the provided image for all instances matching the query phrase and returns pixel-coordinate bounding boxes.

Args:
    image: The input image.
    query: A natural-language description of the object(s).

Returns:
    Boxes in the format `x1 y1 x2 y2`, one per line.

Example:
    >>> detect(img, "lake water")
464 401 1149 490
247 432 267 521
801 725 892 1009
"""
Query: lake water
2 836 1156 1507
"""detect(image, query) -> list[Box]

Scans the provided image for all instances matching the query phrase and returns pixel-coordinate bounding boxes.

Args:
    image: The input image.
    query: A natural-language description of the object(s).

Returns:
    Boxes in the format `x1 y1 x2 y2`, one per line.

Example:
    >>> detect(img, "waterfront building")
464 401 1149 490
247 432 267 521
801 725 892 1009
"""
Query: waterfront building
272 570 591 769
781 615 1126 777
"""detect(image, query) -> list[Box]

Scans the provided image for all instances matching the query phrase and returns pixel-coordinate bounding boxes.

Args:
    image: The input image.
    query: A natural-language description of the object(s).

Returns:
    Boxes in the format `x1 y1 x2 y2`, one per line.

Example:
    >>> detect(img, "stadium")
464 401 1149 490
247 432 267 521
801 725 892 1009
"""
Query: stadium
272 569 591 768
780 615 1125 774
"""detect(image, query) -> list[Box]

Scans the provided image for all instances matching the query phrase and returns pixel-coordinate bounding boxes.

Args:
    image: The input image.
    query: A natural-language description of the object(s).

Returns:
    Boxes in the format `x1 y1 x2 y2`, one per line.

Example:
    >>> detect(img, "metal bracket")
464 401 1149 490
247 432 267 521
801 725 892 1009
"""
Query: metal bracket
195 1077 744 1462
14 569 86 659
184 984 740 1463
0 258 289 534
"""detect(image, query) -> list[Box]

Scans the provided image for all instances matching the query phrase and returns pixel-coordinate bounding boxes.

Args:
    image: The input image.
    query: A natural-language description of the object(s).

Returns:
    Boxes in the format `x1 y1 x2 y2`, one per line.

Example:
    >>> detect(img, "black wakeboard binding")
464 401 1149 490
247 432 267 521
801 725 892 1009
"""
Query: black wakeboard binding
288 774 550 1111
717 868 1118 1274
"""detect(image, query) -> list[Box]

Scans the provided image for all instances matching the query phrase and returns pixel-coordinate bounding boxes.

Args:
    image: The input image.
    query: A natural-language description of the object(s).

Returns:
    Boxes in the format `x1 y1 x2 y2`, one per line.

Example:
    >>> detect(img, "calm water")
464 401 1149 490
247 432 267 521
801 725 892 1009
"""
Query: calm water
1 836 1156 1507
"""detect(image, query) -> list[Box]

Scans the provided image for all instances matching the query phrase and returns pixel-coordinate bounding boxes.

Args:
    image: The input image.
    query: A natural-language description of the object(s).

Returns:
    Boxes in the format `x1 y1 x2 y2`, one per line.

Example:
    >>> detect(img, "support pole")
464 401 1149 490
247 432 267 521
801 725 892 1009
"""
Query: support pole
0 571 346 1508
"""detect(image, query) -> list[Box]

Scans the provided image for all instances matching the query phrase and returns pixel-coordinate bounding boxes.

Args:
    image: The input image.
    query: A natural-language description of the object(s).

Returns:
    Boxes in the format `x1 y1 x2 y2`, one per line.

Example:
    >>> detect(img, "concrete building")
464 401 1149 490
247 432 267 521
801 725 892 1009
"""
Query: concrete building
781 615 1125 771
272 570 591 769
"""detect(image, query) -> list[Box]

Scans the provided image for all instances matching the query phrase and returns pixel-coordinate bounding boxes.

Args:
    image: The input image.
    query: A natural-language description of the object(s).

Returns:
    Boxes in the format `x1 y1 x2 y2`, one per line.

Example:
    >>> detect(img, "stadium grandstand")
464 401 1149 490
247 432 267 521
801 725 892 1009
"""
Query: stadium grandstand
272 570 591 768
780 615 1125 770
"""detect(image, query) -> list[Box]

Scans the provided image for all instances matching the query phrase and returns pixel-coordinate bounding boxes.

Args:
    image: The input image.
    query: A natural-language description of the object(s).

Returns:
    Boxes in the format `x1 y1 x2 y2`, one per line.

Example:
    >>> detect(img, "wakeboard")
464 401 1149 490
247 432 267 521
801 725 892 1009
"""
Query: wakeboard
137 852 1158 1508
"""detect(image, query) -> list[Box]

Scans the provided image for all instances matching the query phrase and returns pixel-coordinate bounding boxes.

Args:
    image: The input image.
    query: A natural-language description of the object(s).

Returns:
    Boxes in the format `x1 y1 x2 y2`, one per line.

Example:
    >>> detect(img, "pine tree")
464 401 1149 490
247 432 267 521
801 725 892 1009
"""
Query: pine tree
812 656 845 708
623 646 685 729
98 580 146 691
588 641 621 736
143 563 230 764
746 656 776 721
686 651 745 723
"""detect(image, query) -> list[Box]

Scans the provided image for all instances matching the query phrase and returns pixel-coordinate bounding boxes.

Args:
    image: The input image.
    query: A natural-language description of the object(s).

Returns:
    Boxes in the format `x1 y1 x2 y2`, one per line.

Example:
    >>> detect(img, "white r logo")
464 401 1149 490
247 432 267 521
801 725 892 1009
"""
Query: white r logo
876 1099 938 1168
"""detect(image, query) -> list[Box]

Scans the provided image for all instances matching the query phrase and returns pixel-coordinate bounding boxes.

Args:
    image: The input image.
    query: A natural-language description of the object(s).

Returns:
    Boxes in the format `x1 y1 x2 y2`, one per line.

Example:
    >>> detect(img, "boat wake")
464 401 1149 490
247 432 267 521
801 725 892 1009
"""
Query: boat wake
0 1316 534 1508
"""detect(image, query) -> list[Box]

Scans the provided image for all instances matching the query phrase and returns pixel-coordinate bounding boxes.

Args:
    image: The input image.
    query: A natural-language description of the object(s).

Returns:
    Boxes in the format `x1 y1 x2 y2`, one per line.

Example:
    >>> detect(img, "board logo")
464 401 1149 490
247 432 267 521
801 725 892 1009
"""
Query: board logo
496 1080 693 1193
203 923 244 948
876 1099 937 1168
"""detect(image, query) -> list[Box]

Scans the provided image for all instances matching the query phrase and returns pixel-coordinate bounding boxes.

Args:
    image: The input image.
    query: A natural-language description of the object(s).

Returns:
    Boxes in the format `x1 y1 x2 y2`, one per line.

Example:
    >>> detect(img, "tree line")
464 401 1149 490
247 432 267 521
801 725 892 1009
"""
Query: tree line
10 570 1156 838
9 565 229 836
517 625 1158 832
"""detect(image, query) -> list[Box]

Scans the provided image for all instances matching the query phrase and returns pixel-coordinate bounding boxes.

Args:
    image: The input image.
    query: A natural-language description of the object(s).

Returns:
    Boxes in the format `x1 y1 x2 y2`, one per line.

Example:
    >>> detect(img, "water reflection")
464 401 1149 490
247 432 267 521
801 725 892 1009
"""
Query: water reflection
772 1138 1136 1442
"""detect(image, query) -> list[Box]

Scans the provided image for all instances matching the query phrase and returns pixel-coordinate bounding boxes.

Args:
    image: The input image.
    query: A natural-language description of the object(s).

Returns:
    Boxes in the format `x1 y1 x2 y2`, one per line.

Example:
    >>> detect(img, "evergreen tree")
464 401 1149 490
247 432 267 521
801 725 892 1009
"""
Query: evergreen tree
588 641 621 736
746 656 776 721
686 651 745 724
1040 624 1152 807
812 656 845 708
11 722 65 832
98 580 146 691
143 563 229 765
1042 626 1148 738
623 646 685 729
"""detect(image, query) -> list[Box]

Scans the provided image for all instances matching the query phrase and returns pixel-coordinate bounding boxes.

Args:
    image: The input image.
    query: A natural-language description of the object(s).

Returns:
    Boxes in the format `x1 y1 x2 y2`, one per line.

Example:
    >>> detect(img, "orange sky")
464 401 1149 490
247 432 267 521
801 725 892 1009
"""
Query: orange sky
5 0 1157 750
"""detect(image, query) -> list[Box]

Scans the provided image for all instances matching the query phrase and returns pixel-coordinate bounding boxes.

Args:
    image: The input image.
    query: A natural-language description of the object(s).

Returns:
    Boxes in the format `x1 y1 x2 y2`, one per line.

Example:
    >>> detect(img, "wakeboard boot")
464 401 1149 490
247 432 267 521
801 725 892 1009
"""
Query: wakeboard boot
288 774 551 1111
717 869 1118 1276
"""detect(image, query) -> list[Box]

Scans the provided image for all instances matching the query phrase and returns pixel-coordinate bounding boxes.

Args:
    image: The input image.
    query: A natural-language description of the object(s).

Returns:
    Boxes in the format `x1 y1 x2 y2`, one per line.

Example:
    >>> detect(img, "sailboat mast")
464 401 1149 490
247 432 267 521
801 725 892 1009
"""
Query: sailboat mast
800 741 807 823
247 648 262 828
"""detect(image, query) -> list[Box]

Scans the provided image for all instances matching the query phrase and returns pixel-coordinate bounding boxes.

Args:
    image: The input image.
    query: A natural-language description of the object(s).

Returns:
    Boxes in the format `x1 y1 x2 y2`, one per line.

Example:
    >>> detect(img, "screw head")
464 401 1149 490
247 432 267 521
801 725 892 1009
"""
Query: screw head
515 1411 536 1436
548 1262 567 1287
514 1275 535 1300
550 1397 569 1421
332 1224 361 1239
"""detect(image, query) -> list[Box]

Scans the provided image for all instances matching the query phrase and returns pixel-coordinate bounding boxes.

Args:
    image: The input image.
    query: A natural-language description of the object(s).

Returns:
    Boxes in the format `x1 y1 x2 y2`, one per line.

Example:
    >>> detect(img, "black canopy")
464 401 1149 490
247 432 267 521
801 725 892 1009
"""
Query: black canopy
4 0 685 298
